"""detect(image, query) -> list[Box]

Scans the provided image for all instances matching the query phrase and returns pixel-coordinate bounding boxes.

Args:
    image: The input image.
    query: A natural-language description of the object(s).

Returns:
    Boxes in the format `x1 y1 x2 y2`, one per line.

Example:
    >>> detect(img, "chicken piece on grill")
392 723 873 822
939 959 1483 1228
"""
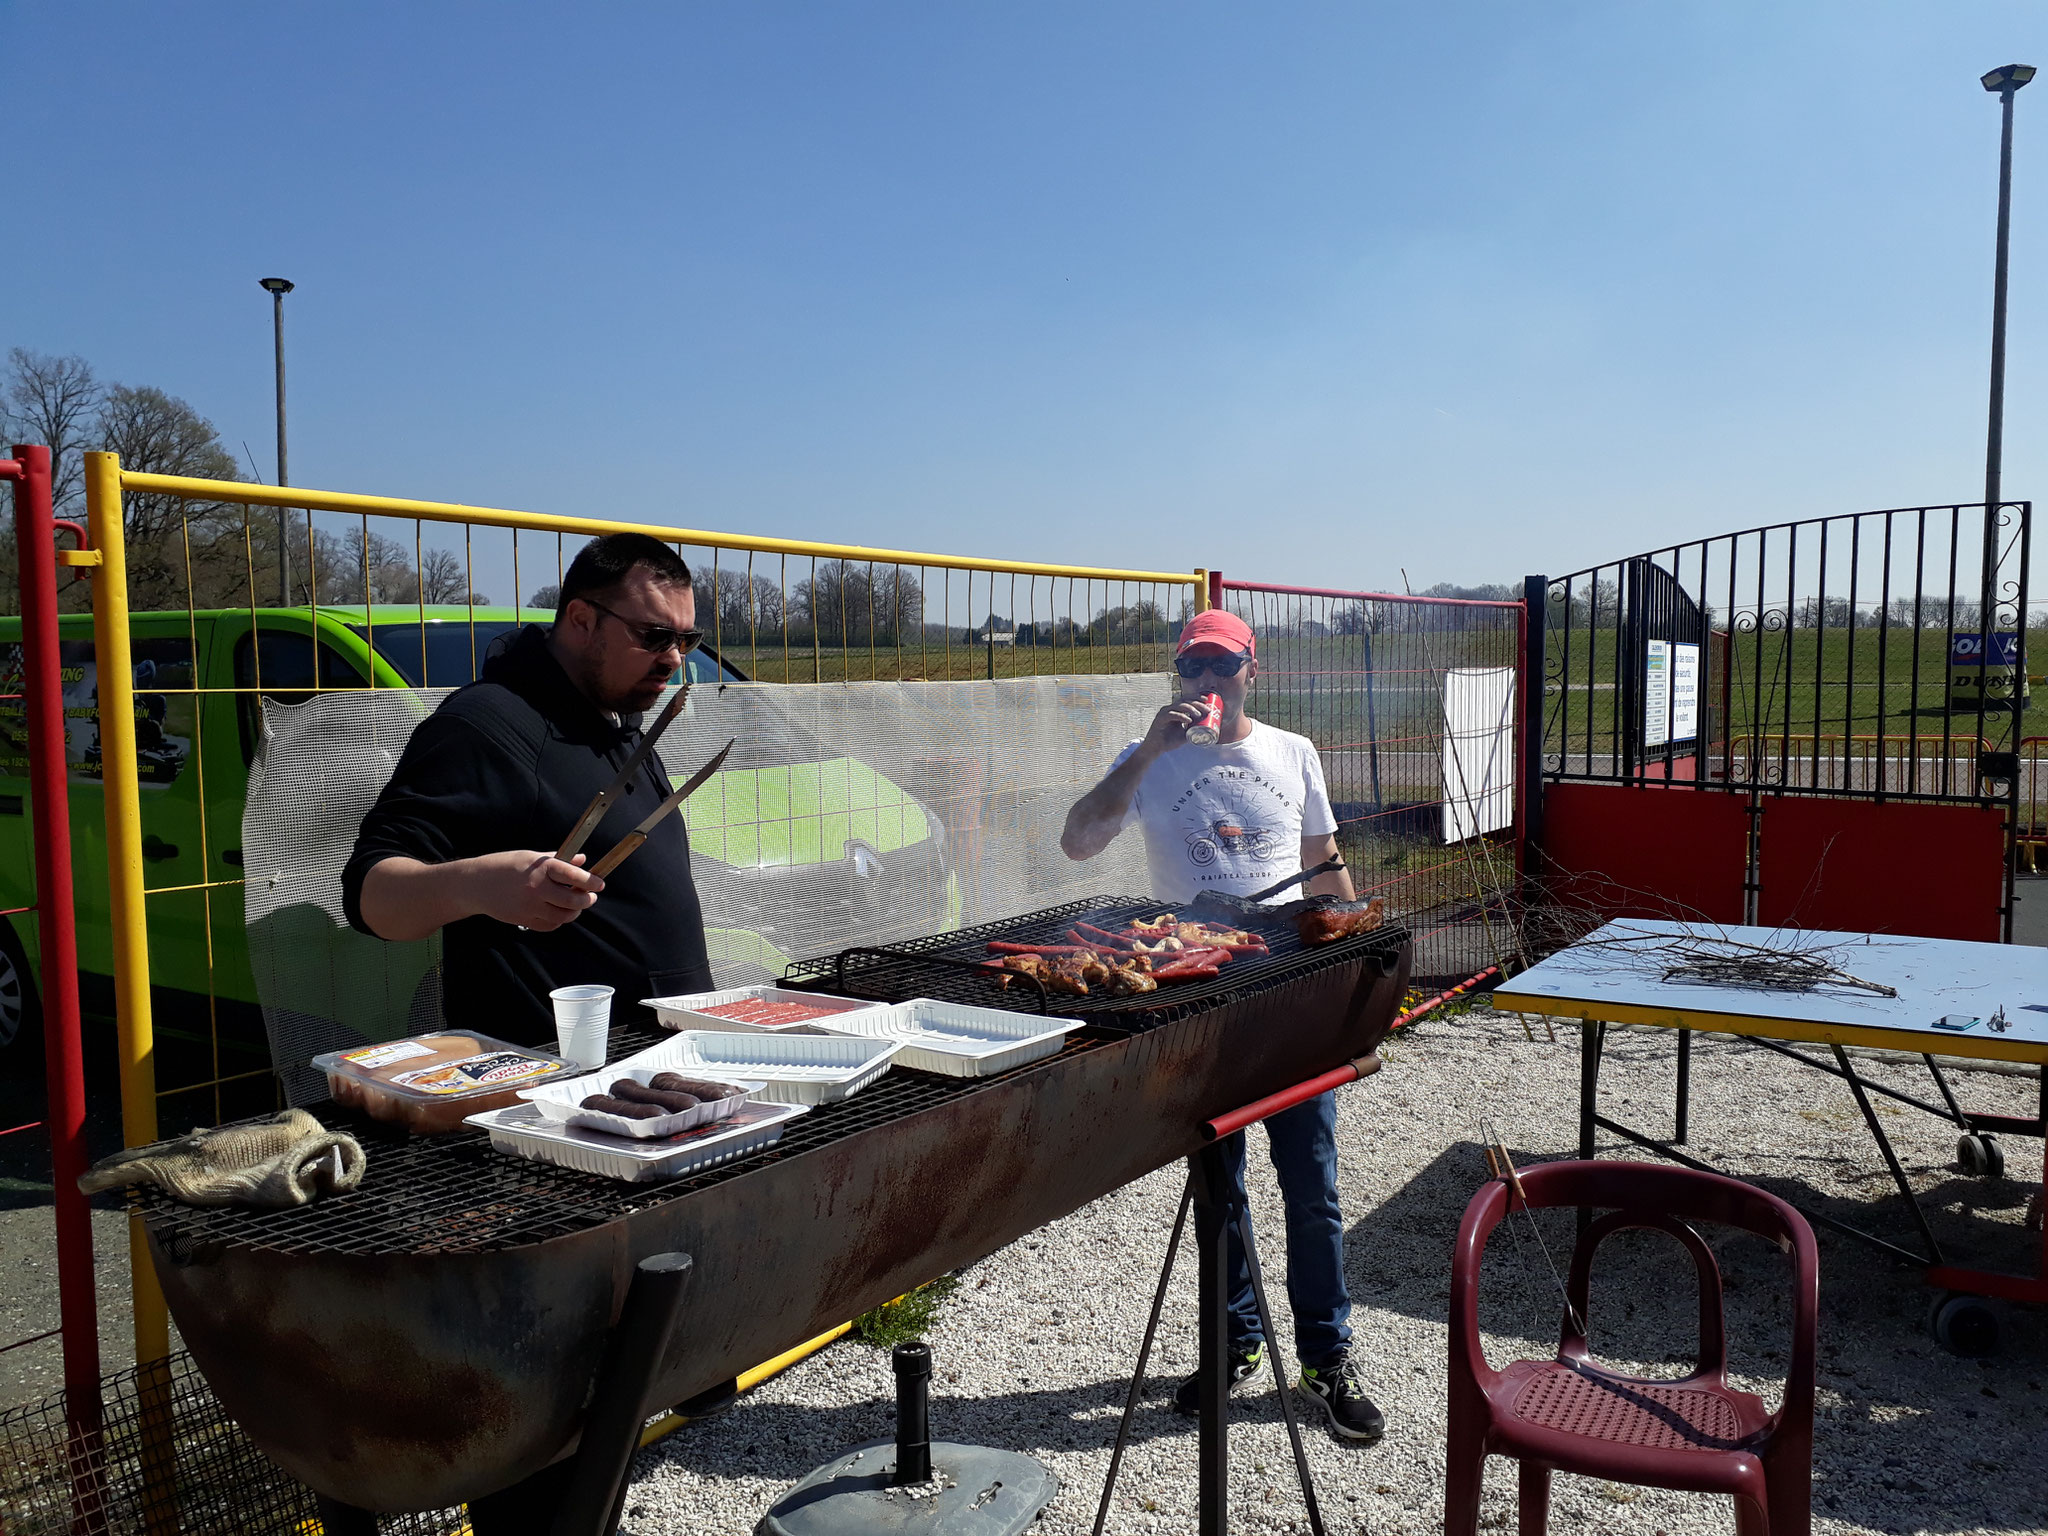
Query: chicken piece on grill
1077 953 1114 985
1178 921 1256 947
1045 954 1094 996
1294 897 1387 946
1103 961 1158 996
993 953 1048 991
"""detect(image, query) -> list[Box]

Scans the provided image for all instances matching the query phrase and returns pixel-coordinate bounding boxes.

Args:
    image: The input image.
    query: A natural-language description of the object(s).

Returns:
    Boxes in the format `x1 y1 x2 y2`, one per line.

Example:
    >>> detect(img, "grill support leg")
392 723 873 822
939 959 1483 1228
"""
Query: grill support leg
549 1251 695 1536
314 1497 377 1536
1231 1203 1327 1536
1191 1143 1232 1536
1091 1177 1192 1536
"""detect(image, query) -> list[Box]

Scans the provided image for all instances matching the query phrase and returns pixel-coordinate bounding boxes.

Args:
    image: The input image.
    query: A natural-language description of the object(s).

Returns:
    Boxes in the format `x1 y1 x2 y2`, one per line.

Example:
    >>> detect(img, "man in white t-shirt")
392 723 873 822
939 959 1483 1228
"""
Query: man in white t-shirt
1060 608 1383 1445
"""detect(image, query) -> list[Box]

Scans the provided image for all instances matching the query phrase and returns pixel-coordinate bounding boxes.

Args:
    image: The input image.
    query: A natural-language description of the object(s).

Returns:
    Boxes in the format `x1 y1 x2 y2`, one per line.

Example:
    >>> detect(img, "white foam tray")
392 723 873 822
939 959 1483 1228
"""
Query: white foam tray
466 1099 807 1183
810 998 1079 1078
641 985 890 1035
618 1030 902 1105
516 1067 759 1139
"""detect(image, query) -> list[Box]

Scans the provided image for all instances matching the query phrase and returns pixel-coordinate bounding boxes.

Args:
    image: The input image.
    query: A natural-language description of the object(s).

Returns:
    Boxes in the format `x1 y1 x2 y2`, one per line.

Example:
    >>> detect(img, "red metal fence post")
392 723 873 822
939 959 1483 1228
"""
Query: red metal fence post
10 444 106 1475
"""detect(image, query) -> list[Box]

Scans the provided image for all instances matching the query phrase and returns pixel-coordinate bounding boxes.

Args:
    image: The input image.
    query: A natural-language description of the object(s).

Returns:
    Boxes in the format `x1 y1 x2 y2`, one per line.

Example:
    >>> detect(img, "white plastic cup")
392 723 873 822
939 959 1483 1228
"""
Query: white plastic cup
550 984 615 1070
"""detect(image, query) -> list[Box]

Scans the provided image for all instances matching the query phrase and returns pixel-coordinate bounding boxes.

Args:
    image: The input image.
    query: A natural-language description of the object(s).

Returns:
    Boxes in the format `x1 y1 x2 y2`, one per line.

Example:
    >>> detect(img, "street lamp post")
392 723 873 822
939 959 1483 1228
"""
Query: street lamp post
1978 66 2034 716
260 277 295 605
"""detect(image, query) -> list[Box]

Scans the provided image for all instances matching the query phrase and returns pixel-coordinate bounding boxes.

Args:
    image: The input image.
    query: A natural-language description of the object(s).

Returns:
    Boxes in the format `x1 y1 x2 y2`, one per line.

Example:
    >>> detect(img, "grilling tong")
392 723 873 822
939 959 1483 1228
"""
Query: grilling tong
556 688 736 880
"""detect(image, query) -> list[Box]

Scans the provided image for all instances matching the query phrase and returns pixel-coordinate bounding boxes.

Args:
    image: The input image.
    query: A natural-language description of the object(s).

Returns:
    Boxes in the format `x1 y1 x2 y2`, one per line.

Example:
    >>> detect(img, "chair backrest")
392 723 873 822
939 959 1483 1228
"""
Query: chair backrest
1559 1209 1725 1375
1450 1159 1816 1415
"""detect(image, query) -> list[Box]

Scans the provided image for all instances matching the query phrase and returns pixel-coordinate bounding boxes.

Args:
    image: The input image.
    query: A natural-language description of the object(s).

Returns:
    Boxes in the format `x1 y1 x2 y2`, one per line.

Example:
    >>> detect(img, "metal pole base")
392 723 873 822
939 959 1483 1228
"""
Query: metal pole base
761 1441 1058 1536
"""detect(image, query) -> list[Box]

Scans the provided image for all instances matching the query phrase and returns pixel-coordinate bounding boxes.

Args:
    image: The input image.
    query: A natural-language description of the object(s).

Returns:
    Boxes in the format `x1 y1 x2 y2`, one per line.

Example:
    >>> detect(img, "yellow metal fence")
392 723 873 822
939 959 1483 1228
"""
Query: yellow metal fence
75 454 1206 1371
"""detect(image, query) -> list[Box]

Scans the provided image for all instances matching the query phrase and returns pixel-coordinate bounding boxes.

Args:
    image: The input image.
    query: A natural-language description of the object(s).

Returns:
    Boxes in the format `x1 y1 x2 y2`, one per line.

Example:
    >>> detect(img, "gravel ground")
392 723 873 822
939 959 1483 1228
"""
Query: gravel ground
623 1007 2048 1536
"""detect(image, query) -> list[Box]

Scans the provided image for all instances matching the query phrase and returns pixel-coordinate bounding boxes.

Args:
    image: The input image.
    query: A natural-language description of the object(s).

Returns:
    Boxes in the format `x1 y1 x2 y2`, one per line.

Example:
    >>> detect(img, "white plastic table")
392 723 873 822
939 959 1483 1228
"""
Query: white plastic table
1495 921 2048 1337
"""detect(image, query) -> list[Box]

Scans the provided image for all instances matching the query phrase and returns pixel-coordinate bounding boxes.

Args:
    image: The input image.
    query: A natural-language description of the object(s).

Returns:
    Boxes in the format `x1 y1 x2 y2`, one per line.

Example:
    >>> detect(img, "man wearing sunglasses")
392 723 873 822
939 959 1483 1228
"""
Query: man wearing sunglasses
1060 608 1384 1446
345 532 716 1048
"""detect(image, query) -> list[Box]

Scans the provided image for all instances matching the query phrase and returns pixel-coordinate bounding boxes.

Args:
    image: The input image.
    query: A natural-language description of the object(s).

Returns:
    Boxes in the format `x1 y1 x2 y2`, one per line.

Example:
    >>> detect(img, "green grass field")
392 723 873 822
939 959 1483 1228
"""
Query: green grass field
1544 623 2047 753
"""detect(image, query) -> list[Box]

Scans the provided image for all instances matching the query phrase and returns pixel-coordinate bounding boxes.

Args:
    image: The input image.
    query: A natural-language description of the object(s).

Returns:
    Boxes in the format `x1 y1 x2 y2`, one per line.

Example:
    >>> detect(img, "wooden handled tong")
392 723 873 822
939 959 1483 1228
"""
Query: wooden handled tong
555 689 692 862
585 738 736 880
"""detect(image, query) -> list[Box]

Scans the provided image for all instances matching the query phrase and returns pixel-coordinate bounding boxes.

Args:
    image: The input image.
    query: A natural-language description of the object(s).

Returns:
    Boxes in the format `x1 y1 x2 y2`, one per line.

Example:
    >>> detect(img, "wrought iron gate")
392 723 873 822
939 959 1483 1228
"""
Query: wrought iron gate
1525 500 2032 940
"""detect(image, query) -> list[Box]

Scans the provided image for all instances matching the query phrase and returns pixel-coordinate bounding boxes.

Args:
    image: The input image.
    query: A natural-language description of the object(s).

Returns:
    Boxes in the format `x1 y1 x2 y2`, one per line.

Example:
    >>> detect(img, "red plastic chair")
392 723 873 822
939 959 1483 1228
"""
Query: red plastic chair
1445 1159 1818 1536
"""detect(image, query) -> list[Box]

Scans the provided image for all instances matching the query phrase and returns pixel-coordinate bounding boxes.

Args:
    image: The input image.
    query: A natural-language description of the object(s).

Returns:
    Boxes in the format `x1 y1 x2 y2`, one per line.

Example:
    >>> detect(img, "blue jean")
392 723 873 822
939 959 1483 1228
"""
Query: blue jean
1219 1090 1353 1367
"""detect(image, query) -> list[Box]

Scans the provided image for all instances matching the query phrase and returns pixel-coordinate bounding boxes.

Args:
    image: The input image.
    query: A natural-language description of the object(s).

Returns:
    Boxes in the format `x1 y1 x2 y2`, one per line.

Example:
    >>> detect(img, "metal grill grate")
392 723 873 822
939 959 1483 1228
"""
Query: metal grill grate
782 892 1407 1030
137 897 1401 1262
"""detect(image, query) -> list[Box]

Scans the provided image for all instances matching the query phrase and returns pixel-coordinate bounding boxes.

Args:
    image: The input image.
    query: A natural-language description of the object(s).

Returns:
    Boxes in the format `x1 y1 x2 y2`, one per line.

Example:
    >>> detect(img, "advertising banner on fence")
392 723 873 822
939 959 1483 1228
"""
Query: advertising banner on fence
1947 631 2030 711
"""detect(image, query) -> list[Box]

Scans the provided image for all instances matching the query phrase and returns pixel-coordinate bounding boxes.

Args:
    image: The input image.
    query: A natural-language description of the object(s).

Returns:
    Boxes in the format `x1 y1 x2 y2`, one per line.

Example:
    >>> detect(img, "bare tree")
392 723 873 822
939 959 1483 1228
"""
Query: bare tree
699 569 786 647
96 384 244 609
2 349 102 514
419 547 485 604
791 561 923 645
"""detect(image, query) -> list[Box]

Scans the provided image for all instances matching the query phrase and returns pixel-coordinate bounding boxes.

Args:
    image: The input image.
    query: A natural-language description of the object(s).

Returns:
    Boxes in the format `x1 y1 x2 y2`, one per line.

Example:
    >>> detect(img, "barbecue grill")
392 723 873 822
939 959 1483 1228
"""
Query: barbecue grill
139 897 1410 1513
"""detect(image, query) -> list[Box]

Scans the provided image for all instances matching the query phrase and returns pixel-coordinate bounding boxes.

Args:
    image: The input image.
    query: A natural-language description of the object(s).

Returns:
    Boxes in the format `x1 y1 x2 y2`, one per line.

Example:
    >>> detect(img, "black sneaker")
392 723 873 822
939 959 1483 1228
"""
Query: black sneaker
1296 1352 1384 1444
1172 1341 1267 1415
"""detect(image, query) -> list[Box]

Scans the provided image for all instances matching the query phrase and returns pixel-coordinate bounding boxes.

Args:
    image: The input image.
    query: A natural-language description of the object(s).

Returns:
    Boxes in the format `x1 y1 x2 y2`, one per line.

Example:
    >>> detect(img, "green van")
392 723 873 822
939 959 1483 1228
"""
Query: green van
0 606 957 1101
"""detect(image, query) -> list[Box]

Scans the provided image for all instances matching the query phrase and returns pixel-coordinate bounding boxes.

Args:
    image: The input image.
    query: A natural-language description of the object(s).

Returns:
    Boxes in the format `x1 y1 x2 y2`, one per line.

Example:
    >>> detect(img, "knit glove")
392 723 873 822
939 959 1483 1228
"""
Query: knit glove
78 1109 366 1210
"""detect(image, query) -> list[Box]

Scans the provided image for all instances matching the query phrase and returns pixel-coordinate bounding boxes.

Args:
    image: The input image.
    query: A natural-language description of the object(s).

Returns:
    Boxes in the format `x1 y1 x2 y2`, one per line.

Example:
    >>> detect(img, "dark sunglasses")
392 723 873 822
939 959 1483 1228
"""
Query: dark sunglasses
1174 651 1252 679
582 598 704 658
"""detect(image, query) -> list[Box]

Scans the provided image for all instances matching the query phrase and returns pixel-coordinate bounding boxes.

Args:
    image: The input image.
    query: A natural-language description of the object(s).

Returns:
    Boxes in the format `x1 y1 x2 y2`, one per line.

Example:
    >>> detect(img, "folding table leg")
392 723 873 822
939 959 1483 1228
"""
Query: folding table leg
1578 1021 1605 1161
1922 1053 1969 1129
1578 1021 1606 1239
1674 1029 1692 1145
1831 1046 1944 1265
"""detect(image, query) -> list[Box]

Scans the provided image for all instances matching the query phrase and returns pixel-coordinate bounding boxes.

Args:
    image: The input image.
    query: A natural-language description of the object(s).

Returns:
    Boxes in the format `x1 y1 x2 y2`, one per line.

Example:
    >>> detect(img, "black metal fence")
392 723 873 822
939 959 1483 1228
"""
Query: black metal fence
1217 579 1525 986
1537 501 2033 802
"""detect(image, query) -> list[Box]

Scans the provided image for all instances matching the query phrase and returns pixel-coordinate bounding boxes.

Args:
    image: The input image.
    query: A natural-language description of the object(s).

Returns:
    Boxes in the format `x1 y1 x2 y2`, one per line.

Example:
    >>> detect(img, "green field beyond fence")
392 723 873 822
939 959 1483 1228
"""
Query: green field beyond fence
1546 622 2048 758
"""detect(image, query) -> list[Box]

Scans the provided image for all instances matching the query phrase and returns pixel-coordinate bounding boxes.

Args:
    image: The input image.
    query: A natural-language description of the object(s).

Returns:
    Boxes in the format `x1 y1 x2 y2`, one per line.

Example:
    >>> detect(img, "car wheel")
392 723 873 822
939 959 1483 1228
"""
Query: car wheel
0 924 39 1053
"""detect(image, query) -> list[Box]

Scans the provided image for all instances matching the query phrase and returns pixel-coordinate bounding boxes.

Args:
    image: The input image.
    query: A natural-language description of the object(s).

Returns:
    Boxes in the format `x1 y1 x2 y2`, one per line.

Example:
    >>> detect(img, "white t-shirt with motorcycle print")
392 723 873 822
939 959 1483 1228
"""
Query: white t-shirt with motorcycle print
1111 720 1338 903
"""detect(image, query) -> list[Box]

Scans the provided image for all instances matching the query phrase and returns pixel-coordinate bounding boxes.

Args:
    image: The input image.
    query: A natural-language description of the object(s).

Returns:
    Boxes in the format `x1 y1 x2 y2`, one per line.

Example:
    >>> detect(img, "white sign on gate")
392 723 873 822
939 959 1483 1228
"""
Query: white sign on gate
1644 640 1671 749
1670 642 1700 744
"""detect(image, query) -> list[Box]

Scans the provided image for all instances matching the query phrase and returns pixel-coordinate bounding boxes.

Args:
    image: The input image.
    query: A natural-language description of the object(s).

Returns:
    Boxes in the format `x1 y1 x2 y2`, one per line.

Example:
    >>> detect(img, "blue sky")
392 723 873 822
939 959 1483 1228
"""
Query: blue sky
5 3 2046 594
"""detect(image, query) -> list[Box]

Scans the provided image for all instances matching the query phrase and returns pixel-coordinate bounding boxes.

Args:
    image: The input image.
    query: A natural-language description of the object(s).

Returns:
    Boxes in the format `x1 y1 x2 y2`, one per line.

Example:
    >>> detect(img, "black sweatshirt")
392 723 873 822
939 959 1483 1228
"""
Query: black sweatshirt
342 625 713 1046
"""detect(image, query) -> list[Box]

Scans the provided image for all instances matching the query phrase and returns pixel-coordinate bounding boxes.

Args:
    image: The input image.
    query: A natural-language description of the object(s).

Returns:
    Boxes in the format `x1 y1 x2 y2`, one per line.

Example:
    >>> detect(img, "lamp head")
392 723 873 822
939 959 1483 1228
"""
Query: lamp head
1982 64 2037 94
259 277 295 295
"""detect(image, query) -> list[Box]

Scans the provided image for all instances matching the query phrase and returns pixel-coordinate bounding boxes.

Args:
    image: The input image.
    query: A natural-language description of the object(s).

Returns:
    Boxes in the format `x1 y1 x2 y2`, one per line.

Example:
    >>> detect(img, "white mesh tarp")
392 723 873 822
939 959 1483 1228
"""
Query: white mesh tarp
245 675 1166 1102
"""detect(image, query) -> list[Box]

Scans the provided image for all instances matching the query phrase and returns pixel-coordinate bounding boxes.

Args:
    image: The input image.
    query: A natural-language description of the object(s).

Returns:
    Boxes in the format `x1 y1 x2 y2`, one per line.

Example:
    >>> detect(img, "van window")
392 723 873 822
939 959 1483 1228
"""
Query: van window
347 621 518 687
347 621 748 686
235 630 369 763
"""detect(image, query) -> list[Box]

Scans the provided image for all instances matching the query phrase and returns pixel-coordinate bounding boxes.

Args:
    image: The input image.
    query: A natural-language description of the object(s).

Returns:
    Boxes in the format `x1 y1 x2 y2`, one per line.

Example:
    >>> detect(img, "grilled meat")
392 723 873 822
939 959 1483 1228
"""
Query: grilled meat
1103 962 1158 996
1046 954 1095 995
1295 897 1386 945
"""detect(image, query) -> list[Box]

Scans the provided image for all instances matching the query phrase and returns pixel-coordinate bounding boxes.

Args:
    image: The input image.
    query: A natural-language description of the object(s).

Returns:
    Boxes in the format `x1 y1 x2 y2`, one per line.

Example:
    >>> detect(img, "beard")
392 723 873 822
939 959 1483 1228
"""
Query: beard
576 634 675 716
608 667 674 715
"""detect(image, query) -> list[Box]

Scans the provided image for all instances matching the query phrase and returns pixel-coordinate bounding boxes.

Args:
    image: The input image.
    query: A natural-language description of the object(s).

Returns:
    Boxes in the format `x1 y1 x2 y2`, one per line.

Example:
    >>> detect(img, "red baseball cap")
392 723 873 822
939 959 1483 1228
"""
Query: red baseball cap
1176 609 1256 658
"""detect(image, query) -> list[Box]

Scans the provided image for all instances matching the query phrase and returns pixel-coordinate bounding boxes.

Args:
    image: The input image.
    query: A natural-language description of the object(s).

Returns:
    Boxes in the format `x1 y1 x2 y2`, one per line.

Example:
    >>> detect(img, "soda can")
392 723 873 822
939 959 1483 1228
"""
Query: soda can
1185 692 1223 745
